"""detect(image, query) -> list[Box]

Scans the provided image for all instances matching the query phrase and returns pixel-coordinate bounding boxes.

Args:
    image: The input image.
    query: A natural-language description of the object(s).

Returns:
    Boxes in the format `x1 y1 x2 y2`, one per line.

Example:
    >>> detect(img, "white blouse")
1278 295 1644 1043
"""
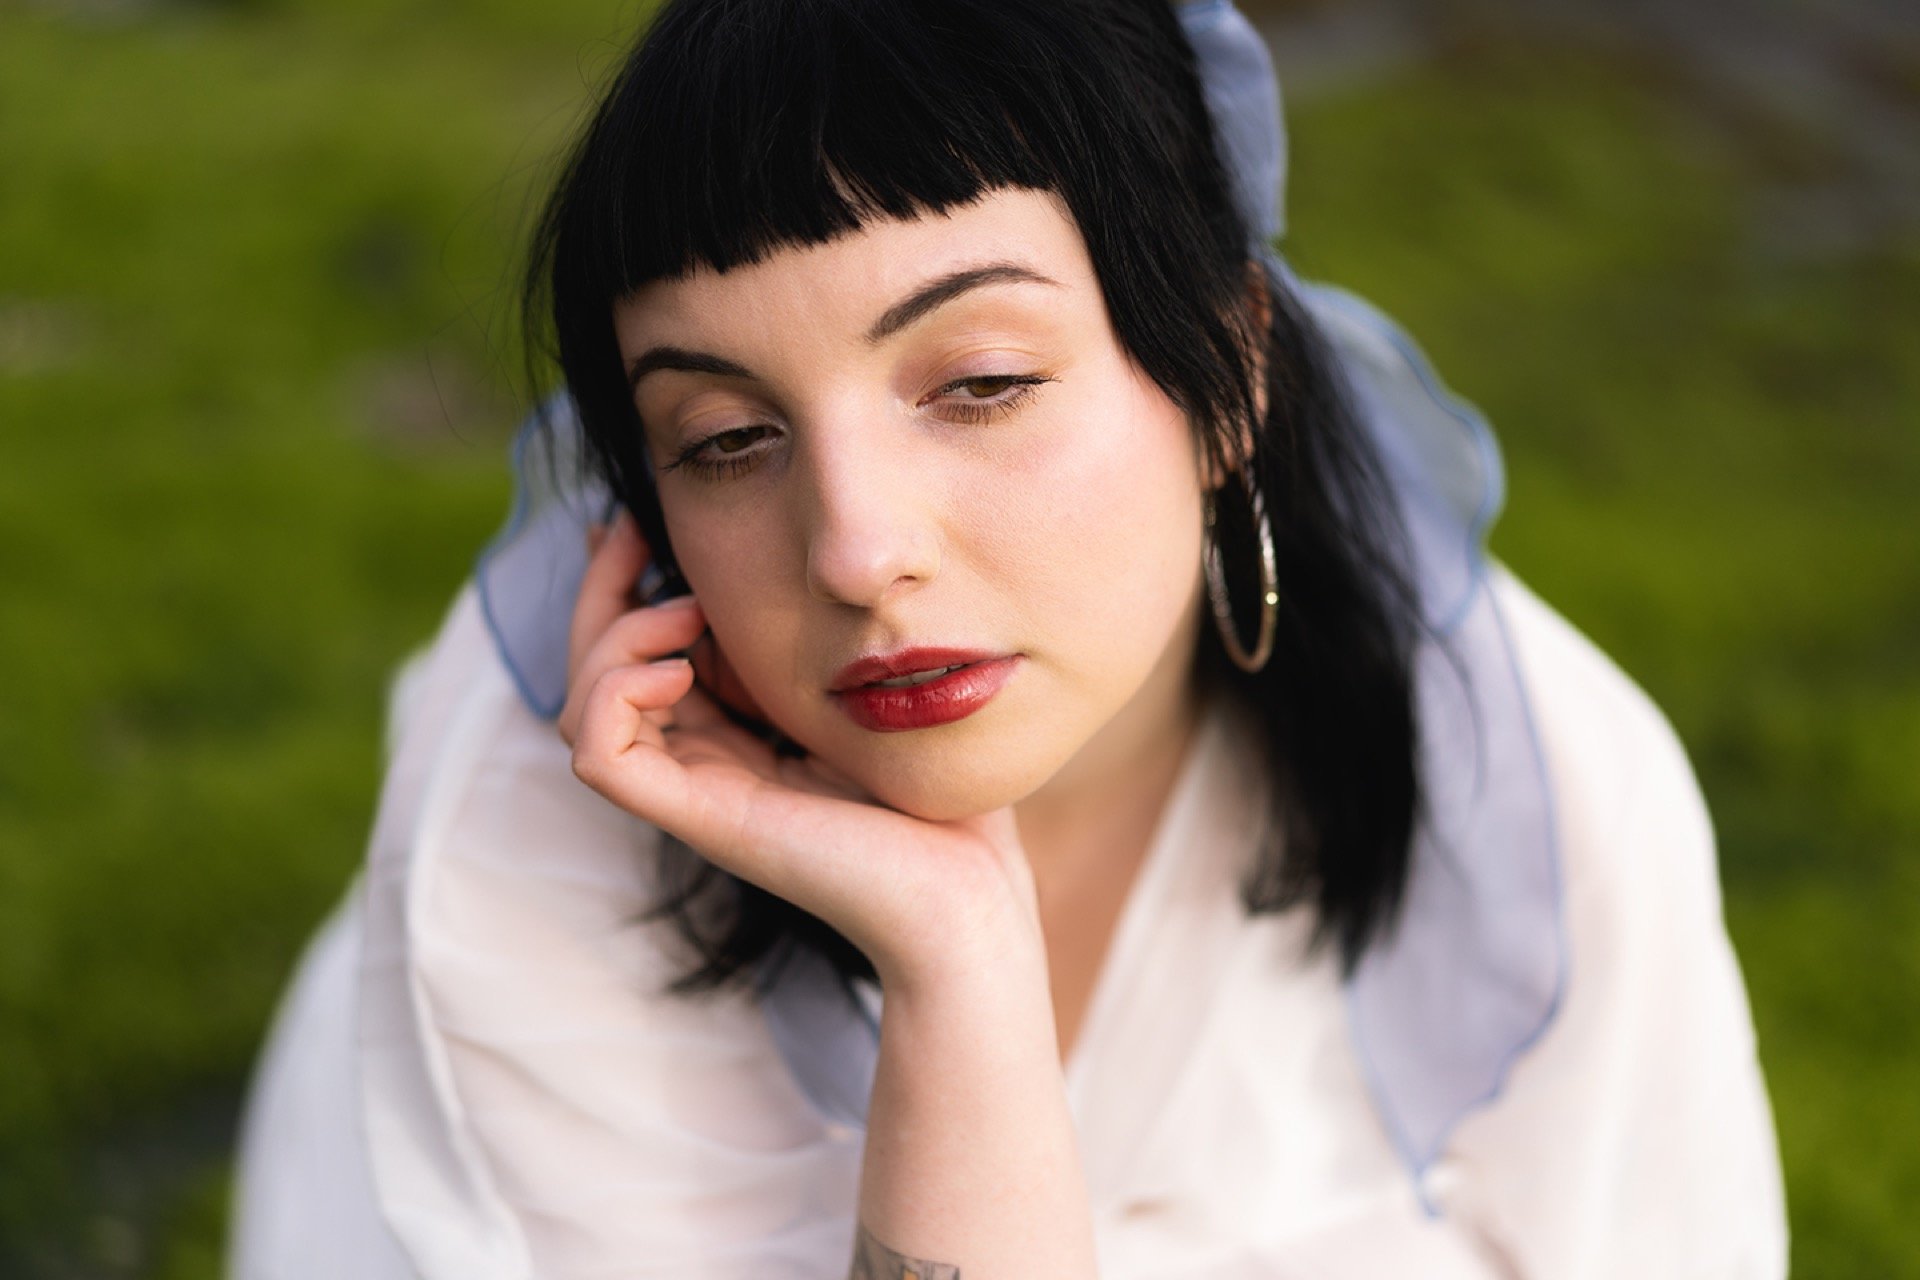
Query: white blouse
228 566 1787 1278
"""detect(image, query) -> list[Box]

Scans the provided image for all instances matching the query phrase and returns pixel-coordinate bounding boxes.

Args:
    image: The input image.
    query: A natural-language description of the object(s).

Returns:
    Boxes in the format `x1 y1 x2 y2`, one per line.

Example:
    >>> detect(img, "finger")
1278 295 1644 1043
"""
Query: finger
577 683 938 948
664 693 781 777
775 753 871 804
558 598 707 745
794 750 871 802
571 658 698 791
670 678 749 733
572 661 773 858
569 510 653 681
587 595 707 667
661 724 778 781
573 664 791 851
578 724 870 919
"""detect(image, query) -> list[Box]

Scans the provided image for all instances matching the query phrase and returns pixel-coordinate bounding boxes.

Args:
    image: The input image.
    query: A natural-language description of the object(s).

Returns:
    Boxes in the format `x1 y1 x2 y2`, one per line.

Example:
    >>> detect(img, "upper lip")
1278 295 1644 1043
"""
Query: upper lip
829 647 1004 693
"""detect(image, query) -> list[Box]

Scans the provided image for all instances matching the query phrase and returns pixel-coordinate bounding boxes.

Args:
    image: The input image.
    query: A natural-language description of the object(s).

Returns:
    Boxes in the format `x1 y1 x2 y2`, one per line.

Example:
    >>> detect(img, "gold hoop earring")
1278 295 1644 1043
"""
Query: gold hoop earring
1203 475 1278 673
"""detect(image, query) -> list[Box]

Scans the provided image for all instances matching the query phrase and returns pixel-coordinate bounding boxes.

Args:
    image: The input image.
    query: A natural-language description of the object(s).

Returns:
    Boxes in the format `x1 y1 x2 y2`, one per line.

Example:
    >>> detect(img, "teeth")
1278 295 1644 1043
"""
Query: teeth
870 664 962 689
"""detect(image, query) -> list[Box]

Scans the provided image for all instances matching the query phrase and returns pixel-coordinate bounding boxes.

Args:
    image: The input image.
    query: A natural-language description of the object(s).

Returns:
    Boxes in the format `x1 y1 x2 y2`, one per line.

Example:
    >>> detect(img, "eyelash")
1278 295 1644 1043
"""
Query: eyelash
661 373 1055 482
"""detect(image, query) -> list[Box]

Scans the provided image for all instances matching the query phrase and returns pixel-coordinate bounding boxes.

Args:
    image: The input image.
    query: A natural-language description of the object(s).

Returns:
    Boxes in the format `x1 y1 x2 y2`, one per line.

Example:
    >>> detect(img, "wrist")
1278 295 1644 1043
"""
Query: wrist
866 834 1048 998
871 903 1050 1010
857 921 1096 1278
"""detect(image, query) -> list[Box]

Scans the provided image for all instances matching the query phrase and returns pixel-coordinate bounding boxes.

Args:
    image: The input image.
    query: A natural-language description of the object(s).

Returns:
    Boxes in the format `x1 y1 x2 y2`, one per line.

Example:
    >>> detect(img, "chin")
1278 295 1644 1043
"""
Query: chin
827 736 1060 824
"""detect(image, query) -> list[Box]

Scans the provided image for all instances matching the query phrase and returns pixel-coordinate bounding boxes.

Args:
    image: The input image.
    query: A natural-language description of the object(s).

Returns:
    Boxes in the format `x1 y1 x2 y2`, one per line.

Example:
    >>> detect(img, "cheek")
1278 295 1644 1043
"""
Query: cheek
974 374 1204 655
660 504 806 711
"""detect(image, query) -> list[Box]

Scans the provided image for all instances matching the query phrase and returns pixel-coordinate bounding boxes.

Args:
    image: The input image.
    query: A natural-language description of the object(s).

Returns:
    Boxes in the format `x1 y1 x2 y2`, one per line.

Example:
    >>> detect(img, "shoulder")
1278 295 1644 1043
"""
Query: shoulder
372 584 687 943
240 584 857 1278
352 583 857 1274
365 581 770 1052
1489 563 1697 810
1438 574 1787 1277
1487 564 1722 918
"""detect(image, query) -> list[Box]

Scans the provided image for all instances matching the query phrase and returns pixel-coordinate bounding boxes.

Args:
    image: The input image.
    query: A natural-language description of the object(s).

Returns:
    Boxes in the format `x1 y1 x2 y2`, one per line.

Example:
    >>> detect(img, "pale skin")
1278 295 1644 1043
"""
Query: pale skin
559 189 1265 1277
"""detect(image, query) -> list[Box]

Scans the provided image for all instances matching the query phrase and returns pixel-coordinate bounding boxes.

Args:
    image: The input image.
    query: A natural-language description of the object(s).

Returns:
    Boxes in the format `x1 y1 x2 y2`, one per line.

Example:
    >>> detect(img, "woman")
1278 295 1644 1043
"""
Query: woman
229 0 1787 1275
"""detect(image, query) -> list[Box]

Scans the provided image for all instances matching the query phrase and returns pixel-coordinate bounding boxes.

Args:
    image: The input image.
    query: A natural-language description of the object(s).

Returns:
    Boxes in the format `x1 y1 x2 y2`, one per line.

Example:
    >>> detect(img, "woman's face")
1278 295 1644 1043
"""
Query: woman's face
614 188 1208 821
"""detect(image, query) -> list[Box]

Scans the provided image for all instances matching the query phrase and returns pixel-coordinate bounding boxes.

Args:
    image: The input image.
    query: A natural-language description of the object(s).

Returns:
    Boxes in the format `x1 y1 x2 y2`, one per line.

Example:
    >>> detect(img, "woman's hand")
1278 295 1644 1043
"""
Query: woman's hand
557 513 1045 994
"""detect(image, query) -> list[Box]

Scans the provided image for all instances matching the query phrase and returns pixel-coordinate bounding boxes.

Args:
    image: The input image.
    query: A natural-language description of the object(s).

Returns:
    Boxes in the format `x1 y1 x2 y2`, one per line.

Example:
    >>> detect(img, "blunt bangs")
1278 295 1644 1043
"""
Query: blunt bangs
555 0 1238 290
530 0 1261 546
576 0 1054 286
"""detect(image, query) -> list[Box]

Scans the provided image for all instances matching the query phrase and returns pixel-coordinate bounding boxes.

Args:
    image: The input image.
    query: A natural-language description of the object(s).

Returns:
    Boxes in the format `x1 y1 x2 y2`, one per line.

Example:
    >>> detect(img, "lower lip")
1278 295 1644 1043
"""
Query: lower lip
832 657 1021 732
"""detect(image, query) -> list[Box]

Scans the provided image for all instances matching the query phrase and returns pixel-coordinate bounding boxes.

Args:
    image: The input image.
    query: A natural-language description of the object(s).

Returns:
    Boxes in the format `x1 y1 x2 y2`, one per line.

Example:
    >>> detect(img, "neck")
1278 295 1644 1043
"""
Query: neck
1013 609 1208 897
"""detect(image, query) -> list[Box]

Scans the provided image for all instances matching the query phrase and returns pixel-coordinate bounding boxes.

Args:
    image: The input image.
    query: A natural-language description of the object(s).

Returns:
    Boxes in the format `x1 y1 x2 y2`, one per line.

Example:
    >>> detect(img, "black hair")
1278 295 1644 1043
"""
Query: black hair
523 0 1421 991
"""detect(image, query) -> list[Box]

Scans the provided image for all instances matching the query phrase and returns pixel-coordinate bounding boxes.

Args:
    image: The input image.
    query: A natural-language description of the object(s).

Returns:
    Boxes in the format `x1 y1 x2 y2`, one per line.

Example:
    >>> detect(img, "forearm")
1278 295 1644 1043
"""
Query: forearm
850 952 1100 1279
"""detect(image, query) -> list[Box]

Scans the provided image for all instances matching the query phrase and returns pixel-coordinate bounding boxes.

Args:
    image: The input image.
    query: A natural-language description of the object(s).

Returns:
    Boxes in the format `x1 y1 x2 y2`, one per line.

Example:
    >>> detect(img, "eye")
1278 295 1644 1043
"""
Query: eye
949 375 1024 399
926 373 1055 424
709 426 764 454
662 423 778 481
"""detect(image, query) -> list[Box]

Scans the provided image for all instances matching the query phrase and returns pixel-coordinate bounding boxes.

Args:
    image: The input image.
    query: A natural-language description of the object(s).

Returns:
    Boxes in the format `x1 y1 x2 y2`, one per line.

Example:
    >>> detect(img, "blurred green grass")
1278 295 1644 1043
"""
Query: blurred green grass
1 3 1914 1276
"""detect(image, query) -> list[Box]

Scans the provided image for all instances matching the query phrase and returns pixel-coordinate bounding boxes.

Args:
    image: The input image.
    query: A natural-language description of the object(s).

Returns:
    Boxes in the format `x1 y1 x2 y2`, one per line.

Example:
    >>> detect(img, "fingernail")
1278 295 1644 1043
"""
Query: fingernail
647 656 692 670
652 594 701 611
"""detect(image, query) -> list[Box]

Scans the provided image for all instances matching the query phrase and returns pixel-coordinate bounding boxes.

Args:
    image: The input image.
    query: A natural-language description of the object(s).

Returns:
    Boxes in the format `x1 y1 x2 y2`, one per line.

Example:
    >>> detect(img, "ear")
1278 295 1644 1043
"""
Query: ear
1206 259 1273 493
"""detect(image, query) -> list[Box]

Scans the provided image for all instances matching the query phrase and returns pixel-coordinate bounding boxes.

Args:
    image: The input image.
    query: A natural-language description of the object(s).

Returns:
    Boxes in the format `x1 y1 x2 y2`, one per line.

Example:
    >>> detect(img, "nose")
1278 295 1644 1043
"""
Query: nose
799 416 942 609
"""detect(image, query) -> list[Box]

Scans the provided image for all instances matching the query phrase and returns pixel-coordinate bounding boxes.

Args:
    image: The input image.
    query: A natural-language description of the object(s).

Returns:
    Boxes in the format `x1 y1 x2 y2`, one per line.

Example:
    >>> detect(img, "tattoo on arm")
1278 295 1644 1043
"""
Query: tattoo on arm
848 1222 961 1279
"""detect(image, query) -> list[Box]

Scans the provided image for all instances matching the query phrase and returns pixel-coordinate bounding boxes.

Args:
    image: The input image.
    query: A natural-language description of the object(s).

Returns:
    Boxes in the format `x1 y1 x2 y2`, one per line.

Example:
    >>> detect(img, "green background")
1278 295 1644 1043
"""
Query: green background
2 0 1914 1274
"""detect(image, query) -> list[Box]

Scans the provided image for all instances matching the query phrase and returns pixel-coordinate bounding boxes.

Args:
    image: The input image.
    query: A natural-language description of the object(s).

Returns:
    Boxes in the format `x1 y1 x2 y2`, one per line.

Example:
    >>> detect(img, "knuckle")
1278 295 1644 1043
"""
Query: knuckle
570 741 605 787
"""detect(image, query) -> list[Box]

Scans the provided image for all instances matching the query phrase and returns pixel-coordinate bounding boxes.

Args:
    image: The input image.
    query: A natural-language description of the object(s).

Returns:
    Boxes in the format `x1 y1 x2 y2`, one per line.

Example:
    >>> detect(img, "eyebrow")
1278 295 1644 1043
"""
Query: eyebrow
862 262 1062 345
626 346 756 387
626 261 1062 389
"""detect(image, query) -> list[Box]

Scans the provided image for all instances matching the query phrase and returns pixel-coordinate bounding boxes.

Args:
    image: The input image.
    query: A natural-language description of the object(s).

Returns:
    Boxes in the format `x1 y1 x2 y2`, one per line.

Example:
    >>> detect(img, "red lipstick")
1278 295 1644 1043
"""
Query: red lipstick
829 647 1020 732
